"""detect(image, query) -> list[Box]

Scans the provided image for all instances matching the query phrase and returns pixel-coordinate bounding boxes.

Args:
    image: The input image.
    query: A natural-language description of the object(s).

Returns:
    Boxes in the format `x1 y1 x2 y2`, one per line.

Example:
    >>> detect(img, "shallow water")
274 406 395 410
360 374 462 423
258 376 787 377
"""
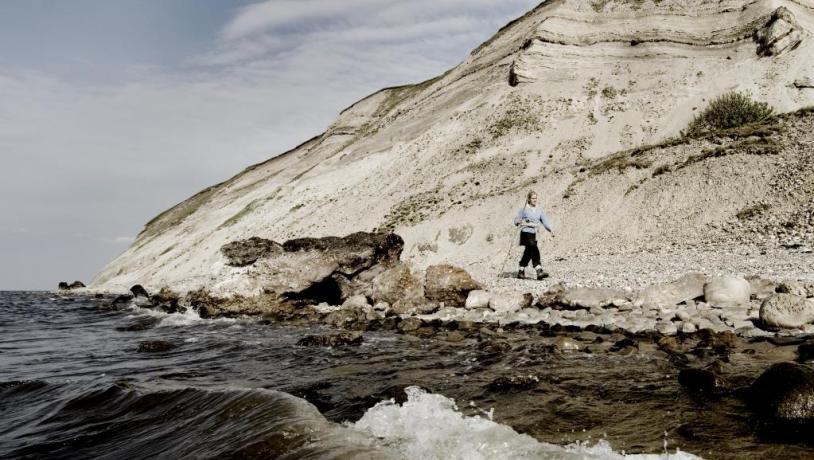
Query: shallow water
0 291 810 459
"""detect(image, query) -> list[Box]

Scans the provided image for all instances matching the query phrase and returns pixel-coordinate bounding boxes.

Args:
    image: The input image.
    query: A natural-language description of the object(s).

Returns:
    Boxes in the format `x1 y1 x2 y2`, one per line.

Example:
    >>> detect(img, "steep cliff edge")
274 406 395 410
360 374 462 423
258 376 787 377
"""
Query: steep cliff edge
93 0 814 294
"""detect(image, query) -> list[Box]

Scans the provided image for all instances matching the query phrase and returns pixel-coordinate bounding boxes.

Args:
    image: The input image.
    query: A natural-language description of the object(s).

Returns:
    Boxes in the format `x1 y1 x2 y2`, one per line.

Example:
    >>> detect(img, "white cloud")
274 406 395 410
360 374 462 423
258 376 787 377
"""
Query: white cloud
0 0 539 289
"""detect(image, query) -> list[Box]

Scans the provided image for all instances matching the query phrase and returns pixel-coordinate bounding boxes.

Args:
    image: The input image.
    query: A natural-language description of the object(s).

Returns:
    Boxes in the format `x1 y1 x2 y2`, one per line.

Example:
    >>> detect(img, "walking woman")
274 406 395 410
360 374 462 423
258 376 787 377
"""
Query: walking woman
513 191 555 280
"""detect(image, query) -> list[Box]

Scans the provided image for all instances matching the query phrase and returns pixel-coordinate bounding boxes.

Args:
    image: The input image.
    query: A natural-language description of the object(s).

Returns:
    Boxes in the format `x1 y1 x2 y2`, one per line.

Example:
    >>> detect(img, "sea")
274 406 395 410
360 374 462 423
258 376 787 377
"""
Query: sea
0 291 809 459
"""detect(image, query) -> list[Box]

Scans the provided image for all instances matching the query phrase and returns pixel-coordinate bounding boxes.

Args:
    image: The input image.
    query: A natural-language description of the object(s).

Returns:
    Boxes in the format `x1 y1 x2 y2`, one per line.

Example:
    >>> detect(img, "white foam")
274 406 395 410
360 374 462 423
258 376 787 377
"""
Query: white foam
350 387 703 460
127 305 236 327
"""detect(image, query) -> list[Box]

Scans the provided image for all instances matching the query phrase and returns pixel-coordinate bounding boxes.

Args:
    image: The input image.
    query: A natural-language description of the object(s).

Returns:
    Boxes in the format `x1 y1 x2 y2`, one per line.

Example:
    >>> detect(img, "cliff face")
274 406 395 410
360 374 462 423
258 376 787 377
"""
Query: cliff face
93 0 814 294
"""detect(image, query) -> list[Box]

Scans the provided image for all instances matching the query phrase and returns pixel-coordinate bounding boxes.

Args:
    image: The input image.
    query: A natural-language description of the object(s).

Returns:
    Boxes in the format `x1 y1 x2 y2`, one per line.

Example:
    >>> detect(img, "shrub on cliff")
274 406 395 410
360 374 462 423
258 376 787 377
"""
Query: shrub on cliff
684 91 774 136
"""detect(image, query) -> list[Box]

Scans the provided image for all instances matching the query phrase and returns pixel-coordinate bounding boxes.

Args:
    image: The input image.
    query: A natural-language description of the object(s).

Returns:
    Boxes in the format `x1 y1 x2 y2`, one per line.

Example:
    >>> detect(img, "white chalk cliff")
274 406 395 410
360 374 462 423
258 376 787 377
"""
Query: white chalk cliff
93 0 814 294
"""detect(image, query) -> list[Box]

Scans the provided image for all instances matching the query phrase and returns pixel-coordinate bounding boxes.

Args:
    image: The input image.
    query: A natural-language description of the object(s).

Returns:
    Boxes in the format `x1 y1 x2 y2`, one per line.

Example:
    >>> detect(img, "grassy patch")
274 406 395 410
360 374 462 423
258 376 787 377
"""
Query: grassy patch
218 197 273 230
139 185 220 240
684 91 774 137
377 189 443 232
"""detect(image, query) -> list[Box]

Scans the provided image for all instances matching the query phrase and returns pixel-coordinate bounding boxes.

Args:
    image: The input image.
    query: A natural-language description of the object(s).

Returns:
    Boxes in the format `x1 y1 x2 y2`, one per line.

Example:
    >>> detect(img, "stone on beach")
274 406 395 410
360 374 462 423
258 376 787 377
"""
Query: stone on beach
634 273 706 308
703 276 751 307
748 362 814 425
423 264 482 308
759 293 814 330
489 292 533 314
465 290 490 309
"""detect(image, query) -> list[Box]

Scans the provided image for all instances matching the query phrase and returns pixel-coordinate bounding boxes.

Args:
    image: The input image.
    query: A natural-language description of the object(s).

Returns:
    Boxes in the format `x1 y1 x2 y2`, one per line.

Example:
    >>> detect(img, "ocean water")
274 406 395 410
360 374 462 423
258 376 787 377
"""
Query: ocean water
0 291 807 459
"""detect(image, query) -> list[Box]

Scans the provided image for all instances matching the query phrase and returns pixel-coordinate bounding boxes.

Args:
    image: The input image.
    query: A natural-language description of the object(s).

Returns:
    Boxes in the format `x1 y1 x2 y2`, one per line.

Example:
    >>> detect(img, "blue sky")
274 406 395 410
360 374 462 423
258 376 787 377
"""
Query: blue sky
0 0 539 290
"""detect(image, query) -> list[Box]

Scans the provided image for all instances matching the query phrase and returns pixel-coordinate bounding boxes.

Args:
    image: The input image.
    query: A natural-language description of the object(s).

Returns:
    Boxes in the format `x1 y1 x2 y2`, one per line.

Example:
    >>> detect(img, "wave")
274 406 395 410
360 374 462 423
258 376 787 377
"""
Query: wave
0 381 703 460
351 387 703 460
125 305 238 328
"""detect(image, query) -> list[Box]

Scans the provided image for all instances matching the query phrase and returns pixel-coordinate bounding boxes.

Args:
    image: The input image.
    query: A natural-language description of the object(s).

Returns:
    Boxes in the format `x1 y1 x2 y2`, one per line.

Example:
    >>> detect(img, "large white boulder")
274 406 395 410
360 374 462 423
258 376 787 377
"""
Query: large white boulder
759 293 814 329
704 276 751 307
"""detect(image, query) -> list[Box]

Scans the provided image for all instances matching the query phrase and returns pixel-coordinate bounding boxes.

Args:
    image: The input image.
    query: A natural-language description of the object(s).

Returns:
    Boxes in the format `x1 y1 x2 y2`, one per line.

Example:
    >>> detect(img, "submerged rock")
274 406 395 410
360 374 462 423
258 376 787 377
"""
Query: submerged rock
296 331 363 347
759 293 814 330
679 368 728 394
487 374 539 392
137 340 176 353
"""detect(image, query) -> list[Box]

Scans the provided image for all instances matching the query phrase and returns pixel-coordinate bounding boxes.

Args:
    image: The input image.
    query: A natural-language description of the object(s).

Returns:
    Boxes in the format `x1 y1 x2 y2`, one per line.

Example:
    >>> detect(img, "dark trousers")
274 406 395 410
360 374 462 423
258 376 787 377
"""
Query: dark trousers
519 232 541 268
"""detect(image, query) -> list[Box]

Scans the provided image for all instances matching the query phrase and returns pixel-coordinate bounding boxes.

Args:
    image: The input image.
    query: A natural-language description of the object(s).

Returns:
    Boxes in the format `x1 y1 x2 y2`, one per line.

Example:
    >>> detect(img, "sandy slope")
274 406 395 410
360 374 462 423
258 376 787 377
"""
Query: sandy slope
93 0 814 294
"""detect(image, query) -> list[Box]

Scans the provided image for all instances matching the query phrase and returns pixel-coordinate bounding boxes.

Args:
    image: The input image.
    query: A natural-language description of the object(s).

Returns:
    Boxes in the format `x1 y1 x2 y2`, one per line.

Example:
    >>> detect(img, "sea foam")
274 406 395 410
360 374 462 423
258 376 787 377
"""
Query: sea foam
351 387 703 460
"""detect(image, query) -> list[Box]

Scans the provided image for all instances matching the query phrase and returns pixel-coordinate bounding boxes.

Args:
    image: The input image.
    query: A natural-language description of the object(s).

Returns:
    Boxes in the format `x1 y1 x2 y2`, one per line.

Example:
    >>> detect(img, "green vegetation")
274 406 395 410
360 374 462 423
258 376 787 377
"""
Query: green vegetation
602 86 618 99
139 185 220 240
218 196 274 230
684 91 774 136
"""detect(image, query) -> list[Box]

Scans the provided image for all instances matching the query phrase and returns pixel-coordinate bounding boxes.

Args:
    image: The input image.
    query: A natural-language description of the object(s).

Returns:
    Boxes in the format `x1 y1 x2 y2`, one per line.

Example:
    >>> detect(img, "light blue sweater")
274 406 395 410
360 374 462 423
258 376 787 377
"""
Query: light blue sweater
513 205 553 234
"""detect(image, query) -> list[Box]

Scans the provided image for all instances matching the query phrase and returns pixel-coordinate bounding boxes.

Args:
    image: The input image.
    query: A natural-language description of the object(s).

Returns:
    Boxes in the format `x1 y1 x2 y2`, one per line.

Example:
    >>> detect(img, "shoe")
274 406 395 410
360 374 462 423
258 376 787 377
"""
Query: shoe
517 269 525 280
536 268 549 280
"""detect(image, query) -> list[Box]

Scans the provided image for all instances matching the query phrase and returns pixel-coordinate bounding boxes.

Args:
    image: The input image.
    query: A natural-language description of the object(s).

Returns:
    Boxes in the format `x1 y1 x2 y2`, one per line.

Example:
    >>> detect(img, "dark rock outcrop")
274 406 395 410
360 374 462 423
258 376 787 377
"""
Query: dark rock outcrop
423 264 482 307
130 284 150 298
487 375 539 392
221 237 283 267
58 281 86 290
679 368 728 394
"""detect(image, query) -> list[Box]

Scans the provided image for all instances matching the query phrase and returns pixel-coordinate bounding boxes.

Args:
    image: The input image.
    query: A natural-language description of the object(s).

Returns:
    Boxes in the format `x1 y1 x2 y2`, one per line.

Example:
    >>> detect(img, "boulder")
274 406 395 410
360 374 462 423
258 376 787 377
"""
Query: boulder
634 273 706 308
747 276 778 300
797 342 814 363
341 294 370 310
58 281 86 290
221 236 283 267
424 264 482 307
703 276 751 307
557 287 629 310
398 317 423 332
130 284 150 298
296 331 363 347
553 336 581 352
489 293 533 314
760 293 814 329
137 340 176 353
487 375 539 392
465 290 491 309
748 362 814 424
778 280 807 297
228 232 404 307
754 7 804 57
371 263 425 308
678 368 728 393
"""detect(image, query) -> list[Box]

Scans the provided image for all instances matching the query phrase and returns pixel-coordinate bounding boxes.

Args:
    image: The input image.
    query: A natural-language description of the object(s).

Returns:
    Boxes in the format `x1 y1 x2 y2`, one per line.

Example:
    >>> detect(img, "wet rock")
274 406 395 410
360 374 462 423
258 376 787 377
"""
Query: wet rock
489 292 533 314
58 281 86 290
747 276 778 301
465 290 491 309
658 336 681 353
478 340 512 354
444 331 466 343
424 264 482 307
221 236 283 267
391 300 439 316
635 273 706 308
325 307 367 328
678 368 728 393
797 342 814 363
297 331 363 347
553 336 581 352
151 288 182 313
759 293 814 329
116 317 160 332
137 340 176 353
487 374 539 392
130 284 150 298
697 329 738 351
398 317 423 332
748 362 814 435
371 263 426 309
610 338 638 352
704 276 751 307
112 294 134 306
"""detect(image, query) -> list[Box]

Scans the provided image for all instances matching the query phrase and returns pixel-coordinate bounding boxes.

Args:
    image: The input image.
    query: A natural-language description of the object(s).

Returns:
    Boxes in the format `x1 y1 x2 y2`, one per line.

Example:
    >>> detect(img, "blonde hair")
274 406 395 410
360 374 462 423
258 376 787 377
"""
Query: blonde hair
526 190 537 203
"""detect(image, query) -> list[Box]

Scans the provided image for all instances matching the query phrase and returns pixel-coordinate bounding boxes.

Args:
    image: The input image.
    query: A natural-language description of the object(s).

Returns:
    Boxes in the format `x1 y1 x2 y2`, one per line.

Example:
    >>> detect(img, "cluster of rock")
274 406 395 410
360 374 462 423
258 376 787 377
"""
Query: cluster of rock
98 233 814 341
58 281 86 290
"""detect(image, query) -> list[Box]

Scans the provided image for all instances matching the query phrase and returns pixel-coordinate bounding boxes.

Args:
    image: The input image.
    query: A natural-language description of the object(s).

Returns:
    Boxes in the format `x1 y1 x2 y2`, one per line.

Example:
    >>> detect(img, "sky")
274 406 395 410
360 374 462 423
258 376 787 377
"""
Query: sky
0 0 539 290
